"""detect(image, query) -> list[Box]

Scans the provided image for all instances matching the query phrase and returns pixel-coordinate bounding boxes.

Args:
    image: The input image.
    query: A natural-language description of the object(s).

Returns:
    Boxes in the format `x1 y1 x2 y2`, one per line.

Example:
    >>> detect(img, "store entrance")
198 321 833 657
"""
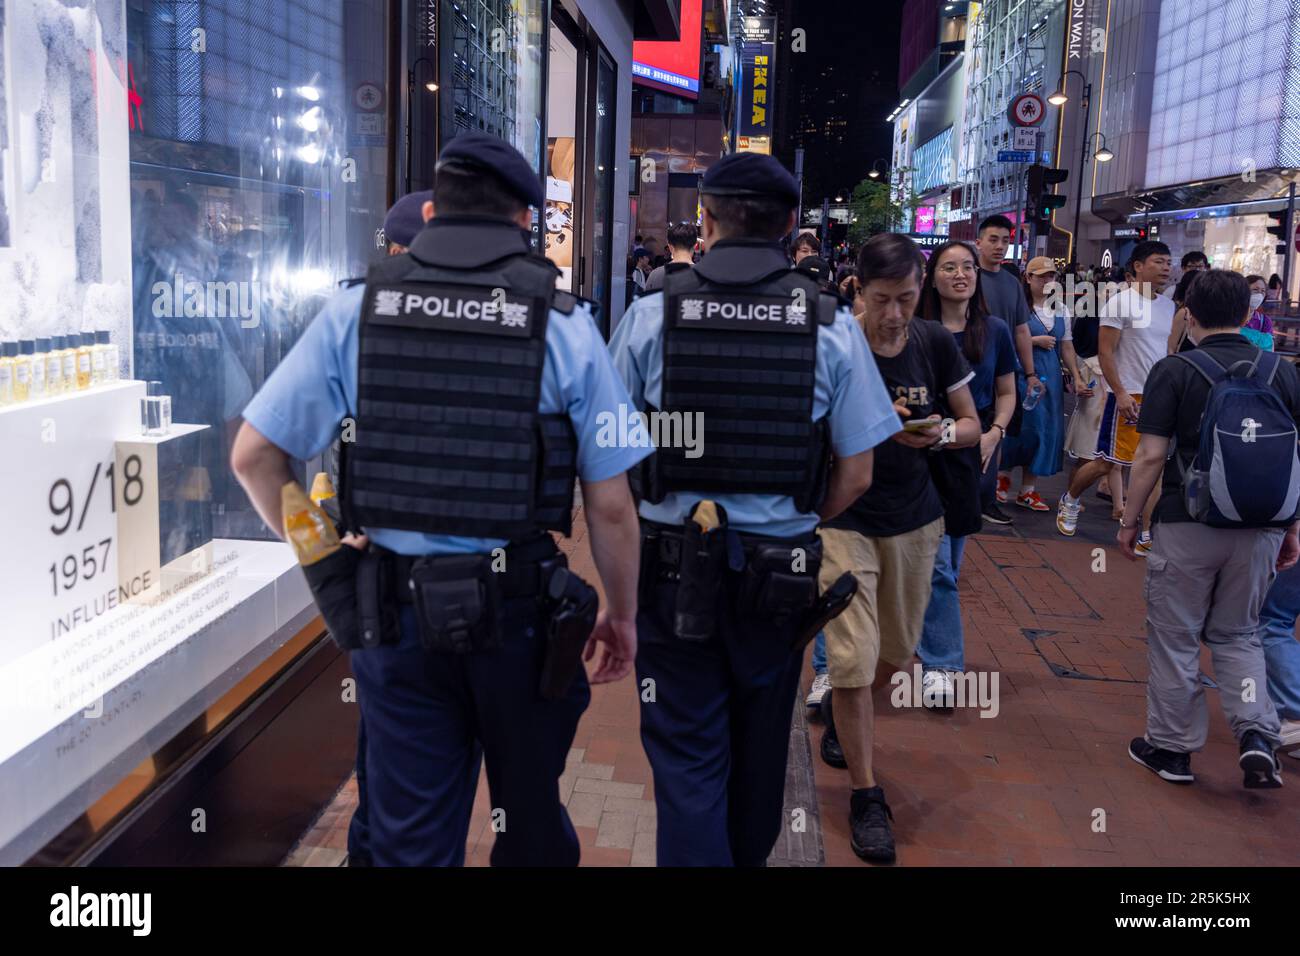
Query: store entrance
543 7 617 330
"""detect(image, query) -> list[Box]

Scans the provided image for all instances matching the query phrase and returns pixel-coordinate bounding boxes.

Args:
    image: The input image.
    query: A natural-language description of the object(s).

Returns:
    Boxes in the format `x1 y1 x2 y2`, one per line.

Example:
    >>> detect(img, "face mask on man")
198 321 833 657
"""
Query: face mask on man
1249 292 1265 311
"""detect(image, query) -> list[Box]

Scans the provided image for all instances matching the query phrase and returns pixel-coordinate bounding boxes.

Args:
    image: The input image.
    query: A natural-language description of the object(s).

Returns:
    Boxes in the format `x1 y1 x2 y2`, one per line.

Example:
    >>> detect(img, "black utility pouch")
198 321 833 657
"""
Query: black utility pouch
408 553 501 654
539 561 599 701
737 539 823 634
300 545 364 651
675 517 727 642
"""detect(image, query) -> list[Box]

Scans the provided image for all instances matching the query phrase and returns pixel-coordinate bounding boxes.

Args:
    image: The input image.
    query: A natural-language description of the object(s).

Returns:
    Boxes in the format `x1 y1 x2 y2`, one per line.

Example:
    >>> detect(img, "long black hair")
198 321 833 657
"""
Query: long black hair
918 239 991 364
1172 268 1201 308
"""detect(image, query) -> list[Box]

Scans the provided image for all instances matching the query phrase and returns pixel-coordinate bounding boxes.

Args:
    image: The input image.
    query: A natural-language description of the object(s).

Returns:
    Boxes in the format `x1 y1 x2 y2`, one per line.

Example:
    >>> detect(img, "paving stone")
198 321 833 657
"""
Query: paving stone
565 790 606 829
573 777 645 799
631 830 656 867
595 810 637 849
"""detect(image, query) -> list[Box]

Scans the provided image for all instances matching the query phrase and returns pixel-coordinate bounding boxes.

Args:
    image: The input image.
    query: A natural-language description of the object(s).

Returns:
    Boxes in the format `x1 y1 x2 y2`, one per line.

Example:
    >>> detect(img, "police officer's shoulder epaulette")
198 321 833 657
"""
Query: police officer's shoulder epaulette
817 289 848 325
337 276 366 288
552 291 597 315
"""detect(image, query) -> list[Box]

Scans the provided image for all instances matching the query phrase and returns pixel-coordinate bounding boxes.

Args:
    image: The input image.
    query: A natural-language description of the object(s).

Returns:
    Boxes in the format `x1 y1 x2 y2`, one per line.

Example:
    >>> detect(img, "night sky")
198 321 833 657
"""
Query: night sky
775 0 906 202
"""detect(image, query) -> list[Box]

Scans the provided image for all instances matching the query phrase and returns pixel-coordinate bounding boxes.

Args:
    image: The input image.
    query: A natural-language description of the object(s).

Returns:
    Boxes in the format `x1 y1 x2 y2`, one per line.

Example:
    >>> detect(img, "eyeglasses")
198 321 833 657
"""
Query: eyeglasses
937 263 977 276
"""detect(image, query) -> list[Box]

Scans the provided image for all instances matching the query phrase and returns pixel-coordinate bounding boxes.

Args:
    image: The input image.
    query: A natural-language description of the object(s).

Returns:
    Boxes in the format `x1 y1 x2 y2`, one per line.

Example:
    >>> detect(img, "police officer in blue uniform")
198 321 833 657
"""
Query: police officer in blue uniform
232 133 648 866
336 186 434 867
608 152 902 866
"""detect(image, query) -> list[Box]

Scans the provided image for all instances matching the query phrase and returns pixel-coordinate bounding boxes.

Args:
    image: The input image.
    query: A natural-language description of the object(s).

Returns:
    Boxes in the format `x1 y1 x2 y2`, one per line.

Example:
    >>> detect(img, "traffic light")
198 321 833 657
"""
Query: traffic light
1267 208 1293 256
1026 164 1068 227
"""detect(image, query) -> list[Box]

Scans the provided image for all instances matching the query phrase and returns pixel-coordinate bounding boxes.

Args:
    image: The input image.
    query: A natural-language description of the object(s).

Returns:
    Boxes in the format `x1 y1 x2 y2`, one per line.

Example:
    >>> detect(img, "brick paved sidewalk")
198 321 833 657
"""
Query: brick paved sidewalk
287 474 1300 867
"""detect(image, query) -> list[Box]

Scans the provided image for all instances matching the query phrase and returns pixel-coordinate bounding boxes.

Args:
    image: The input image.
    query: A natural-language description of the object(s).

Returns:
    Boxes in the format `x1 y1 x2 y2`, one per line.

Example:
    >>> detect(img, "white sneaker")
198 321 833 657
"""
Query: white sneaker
1056 494 1081 536
922 669 956 711
1281 719 1300 759
806 672 831 707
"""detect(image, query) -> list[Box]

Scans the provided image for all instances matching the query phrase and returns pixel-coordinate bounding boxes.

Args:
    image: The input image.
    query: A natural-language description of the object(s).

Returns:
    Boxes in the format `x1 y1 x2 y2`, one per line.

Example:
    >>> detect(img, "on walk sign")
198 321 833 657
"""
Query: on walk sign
1009 93 1046 127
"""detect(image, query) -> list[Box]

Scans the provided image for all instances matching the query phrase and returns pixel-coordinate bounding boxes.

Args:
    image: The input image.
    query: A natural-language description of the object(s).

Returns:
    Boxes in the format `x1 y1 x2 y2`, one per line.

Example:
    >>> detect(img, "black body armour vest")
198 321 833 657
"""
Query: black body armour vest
640 241 838 514
341 219 578 540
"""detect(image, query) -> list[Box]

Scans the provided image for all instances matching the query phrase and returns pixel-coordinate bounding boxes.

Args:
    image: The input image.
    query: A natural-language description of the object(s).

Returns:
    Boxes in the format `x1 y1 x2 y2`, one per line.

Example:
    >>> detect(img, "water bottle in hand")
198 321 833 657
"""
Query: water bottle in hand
1022 379 1045 411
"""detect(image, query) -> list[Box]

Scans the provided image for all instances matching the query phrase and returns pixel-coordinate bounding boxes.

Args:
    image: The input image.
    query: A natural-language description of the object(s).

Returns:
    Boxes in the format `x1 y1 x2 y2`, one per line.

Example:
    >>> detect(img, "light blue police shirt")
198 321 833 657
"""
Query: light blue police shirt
608 291 902 538
243 283 651 555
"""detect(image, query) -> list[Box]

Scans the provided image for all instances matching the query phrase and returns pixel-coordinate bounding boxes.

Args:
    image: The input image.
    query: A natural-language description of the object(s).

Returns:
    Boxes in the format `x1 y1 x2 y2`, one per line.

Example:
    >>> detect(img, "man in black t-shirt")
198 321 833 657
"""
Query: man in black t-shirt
975 215 1038 390
1120 270 1300 790
818 234 981 864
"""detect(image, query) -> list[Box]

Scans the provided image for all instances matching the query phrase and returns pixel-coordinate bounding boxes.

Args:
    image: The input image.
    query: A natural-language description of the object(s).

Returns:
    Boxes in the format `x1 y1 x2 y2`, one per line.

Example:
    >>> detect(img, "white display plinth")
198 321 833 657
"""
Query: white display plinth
0 383 318 863
0 538 315 864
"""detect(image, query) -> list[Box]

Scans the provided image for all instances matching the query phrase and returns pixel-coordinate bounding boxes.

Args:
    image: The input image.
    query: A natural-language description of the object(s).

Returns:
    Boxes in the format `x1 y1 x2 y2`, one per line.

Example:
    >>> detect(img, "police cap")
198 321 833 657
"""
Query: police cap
700 152 800 206
435 132 545 210
382 190 432 248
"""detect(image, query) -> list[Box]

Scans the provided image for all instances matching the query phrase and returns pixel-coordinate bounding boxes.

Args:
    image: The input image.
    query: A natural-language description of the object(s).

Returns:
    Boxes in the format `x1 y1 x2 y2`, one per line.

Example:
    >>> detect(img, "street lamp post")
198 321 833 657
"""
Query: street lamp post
1049 70 1113 270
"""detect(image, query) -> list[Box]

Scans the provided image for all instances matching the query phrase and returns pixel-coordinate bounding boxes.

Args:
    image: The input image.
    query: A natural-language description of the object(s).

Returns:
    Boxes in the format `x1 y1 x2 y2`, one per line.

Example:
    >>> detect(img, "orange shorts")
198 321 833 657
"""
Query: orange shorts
1096 393 1142 465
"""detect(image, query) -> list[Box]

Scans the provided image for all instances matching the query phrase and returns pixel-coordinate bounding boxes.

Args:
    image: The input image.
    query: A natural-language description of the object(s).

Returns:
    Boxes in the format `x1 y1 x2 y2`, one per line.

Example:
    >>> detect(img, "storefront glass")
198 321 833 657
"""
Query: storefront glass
588 49 617 331
0 0 391 864
544 24 579 290
435 0 546 176
1201 215 1283 281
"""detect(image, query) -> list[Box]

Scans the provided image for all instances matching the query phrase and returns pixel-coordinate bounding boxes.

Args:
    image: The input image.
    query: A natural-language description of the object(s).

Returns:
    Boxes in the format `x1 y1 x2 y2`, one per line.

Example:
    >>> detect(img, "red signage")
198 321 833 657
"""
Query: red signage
632 0 703 99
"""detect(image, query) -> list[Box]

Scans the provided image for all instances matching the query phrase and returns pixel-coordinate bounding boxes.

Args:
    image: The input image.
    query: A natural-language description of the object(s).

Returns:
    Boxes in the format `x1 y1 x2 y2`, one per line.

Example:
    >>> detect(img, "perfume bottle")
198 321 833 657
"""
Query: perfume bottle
90 331 107 385
45 336 65 396
31 337 50 398
75 333 94 390
0 342 15 405
141 380 172 436
97 330 120 382
60 334 77 391
14 340 34 403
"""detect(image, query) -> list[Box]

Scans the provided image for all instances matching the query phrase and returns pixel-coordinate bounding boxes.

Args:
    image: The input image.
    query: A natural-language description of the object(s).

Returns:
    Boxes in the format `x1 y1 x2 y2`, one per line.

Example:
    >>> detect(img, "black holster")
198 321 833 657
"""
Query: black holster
301 545 399 651
791 571 857 652
674 506 730 641
539 560 599 700
408 552 503 654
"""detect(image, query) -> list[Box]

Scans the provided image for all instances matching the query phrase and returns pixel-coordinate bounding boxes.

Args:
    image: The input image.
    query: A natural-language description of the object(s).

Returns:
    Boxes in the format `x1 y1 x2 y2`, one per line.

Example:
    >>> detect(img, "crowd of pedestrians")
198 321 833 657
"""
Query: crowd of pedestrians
794 225 1300 861
629 214 1300 817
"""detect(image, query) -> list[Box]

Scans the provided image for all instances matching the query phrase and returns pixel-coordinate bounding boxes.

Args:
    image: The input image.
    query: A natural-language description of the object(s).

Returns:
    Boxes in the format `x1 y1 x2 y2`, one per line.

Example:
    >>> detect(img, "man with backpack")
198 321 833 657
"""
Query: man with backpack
1119 270 1300 789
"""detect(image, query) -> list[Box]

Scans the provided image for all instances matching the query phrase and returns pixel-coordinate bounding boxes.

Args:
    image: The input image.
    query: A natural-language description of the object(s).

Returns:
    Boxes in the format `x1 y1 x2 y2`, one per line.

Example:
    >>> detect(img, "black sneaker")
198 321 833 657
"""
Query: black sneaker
849 787 896 864
1128 737 1194 783
1240 731 1283 789
820 724 847 768
982 503 1014 525
820 688 846 767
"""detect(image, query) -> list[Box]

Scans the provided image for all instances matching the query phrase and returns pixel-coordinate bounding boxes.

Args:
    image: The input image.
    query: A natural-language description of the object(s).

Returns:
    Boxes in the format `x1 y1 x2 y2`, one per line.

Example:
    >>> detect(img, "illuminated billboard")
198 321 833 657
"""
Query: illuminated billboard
737 17 776 146
1146 0 1295 188
632 0 704 99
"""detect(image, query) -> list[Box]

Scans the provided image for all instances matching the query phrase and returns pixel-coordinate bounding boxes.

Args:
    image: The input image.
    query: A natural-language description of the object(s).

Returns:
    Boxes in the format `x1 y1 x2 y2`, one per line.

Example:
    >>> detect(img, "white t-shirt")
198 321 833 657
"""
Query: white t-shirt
1099 287 1176 394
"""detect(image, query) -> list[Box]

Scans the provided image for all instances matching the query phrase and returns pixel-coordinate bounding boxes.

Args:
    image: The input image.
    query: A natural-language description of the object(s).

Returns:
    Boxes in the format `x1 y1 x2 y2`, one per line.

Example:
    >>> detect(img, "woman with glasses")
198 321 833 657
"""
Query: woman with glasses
914 240 1017 708
999 257 1091 511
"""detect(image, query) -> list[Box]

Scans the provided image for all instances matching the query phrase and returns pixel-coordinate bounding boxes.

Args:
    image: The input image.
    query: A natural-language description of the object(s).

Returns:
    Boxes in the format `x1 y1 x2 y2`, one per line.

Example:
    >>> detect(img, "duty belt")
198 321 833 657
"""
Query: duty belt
381 533 559 604
639 517 817 581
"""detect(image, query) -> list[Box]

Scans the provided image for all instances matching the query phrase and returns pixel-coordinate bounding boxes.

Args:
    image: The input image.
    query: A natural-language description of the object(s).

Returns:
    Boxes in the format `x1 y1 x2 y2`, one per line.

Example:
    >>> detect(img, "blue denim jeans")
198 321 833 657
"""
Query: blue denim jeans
918 534 966 673
1258 562 1300 721
811 632 827 675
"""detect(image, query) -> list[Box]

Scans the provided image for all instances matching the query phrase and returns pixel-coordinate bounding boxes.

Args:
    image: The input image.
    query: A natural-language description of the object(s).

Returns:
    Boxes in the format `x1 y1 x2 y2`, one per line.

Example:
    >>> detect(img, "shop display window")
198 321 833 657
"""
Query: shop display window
0 0 390 864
